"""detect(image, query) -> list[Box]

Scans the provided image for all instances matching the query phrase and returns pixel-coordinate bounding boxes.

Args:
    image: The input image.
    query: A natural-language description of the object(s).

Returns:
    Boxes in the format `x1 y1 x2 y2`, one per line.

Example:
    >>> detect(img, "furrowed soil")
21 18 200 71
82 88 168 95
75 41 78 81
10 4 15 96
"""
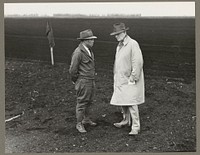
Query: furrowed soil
5 54 196 153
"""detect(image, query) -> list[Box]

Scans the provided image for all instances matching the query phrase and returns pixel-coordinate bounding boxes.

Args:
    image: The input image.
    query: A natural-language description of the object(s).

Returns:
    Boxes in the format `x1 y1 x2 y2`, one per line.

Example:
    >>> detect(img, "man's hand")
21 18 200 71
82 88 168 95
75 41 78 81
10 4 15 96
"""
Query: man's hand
71 77 77 84
128 79 136 85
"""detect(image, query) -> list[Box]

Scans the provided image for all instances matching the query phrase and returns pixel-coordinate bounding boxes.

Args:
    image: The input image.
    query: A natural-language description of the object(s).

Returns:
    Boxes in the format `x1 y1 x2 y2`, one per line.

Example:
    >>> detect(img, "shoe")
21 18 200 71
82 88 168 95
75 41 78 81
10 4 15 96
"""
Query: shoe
82 120 97 126
129 129 140 135
129 130 138 135
113 120 129 128
76 123 87 133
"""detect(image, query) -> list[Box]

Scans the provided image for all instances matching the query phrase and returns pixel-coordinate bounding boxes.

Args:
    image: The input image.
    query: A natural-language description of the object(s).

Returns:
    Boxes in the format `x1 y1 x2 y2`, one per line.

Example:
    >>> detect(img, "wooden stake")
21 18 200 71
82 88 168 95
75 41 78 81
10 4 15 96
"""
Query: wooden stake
50 47 54 65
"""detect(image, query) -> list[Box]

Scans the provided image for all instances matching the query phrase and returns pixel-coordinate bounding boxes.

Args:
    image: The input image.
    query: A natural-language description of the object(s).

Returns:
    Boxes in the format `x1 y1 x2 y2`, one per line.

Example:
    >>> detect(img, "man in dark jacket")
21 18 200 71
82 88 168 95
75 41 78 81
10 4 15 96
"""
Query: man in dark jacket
69 29 97 133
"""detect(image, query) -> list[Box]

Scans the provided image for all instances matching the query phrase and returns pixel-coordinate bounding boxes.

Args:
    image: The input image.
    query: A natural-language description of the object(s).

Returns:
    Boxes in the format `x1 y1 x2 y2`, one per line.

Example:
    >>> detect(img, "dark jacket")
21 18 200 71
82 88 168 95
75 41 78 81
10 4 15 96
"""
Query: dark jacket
69 43 95 83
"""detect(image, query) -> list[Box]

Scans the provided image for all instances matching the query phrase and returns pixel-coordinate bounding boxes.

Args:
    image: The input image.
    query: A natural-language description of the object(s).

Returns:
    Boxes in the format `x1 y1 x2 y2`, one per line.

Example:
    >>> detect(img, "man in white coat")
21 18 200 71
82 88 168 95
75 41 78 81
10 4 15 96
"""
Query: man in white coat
110 23 145 135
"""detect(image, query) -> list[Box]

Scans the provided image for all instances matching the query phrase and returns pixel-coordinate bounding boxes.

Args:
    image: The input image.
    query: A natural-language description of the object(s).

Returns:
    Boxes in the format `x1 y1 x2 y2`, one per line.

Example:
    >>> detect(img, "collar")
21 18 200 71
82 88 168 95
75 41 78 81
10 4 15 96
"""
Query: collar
121 35 130 46
79 43 89 53
79 43 94 60
118 35 129 47
82 43 90 52
82 43 92 57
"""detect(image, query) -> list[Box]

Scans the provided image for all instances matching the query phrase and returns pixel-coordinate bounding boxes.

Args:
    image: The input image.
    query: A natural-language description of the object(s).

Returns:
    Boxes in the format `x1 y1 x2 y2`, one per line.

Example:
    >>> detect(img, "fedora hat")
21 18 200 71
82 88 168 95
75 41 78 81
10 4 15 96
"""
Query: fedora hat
110 23 129 36
77 29 97 40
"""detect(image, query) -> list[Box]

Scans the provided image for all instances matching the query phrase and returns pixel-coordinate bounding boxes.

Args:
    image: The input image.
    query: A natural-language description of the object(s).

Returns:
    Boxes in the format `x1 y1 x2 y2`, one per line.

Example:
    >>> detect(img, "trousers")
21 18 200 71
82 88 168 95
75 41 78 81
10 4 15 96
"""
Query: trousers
75 78 95 123
121 105 140 130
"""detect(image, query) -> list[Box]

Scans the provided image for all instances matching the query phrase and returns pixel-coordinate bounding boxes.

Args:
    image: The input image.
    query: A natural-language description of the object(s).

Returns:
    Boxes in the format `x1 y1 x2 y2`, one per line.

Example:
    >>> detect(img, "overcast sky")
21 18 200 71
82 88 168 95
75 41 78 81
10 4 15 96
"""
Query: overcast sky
4 2 195 17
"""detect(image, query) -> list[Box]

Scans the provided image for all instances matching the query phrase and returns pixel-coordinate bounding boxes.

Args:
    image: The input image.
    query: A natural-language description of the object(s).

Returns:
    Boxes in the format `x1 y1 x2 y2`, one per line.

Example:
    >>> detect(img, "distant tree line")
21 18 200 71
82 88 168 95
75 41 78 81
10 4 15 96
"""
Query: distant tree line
53 13 142 18
6 14 41 17
5 13 142 18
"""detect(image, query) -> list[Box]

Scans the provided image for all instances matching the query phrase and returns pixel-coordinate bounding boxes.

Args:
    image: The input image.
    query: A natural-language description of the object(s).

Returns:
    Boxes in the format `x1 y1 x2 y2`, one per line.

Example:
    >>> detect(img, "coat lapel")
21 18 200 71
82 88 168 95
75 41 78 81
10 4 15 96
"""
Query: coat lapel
79 44 94 61
89 48 94 60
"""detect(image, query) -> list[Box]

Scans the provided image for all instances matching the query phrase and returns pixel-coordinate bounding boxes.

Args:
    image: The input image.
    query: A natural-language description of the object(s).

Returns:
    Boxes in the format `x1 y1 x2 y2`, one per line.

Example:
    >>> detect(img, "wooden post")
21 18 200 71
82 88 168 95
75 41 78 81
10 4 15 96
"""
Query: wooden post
50 47 54 65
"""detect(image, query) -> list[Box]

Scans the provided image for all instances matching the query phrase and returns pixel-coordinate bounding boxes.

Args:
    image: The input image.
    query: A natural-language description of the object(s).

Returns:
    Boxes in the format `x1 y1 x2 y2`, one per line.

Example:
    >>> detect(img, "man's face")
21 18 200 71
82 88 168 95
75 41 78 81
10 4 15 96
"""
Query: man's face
115 32 126 42
84 39 95 48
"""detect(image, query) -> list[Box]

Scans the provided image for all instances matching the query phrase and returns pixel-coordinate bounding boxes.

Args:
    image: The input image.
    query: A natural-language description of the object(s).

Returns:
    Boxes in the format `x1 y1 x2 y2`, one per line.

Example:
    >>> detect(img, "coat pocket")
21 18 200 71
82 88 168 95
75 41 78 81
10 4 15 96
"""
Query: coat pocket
118 74 129 86
82 59 90 63
120 84 138 101
82 55 90 63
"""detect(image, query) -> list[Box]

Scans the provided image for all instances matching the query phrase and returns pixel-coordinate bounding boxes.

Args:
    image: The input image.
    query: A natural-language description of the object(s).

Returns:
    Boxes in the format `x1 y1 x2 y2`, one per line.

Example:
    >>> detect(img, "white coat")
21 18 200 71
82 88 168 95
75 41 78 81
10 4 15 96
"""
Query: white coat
110 35 145 106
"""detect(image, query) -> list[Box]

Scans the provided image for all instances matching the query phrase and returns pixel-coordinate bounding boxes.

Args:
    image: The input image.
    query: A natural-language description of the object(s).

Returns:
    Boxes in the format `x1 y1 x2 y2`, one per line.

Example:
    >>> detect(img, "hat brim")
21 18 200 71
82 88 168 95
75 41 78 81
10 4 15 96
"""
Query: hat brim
110 27 129 36
77 36 97 40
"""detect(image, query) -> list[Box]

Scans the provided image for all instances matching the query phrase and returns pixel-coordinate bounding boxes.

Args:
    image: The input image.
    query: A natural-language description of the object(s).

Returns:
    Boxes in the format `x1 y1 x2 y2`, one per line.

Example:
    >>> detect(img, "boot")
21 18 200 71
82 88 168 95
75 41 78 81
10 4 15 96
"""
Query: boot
76 122 87 133
114 119 129 128
114 107 130 128
114 113 130 128
82 119 97 126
